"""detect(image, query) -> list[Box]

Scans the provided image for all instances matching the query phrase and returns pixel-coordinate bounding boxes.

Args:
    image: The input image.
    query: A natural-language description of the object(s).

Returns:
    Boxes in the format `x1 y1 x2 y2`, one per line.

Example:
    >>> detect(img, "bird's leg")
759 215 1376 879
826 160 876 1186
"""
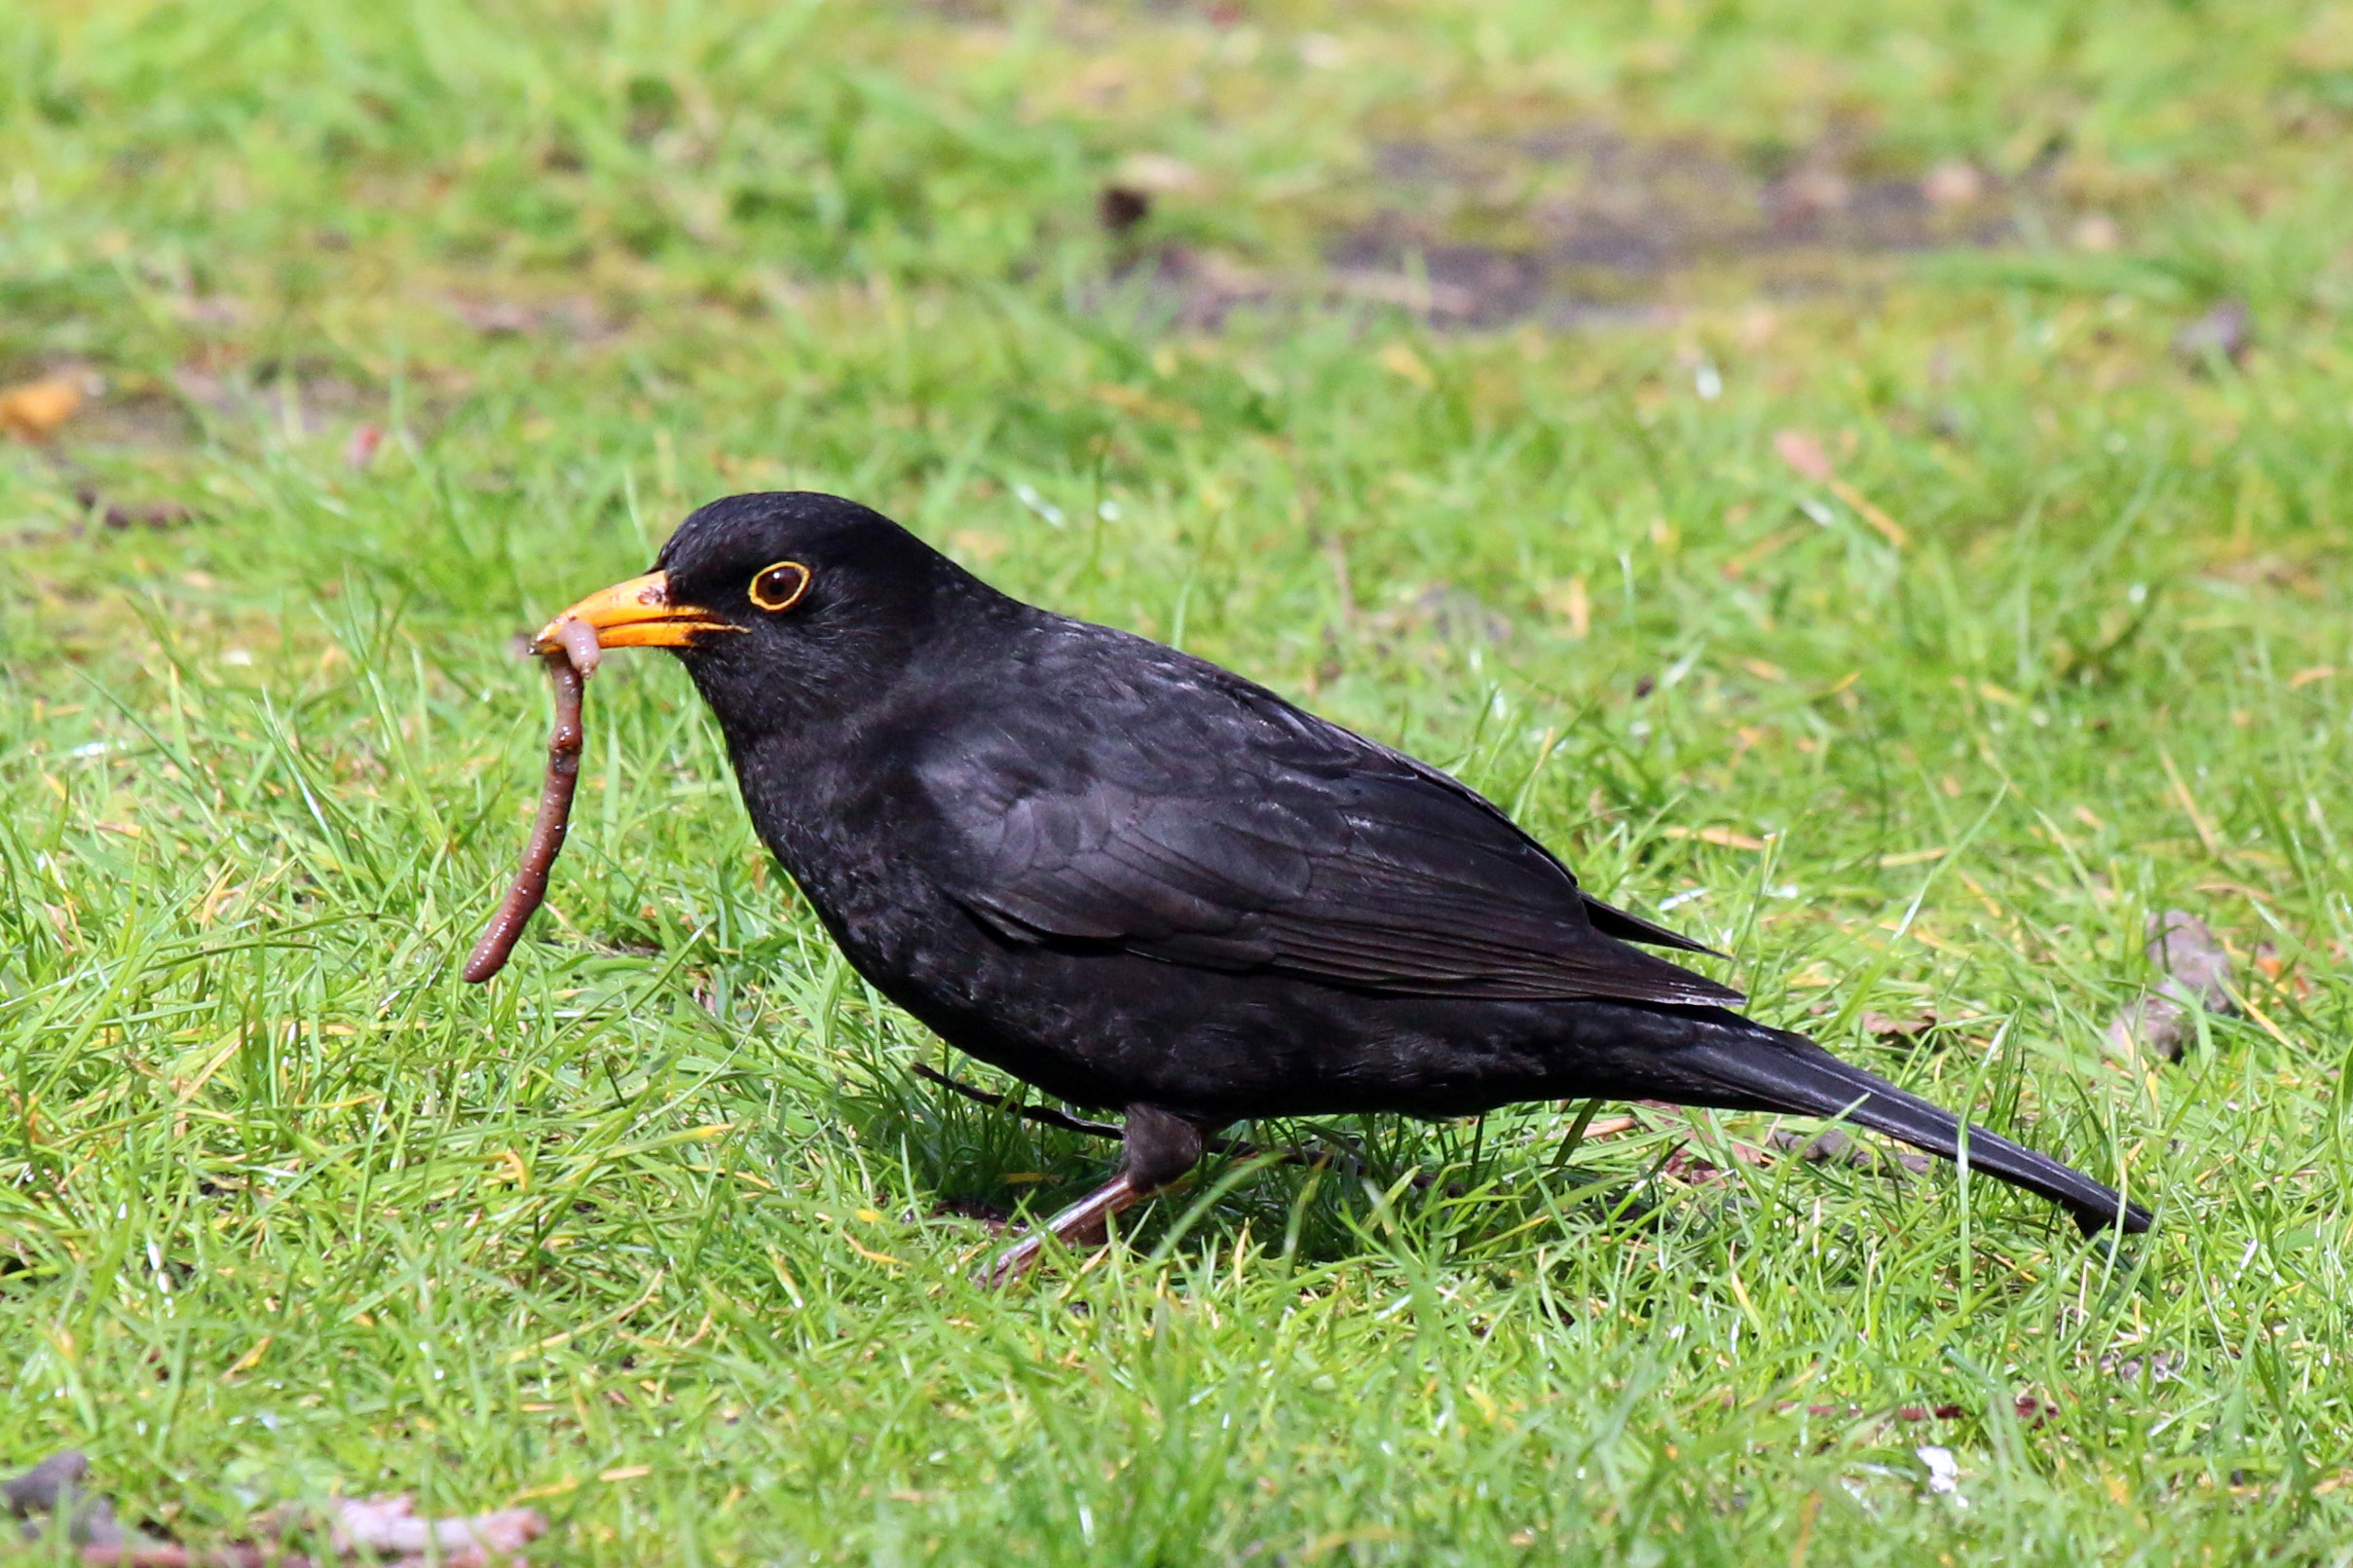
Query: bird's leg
980 1104 1206 1287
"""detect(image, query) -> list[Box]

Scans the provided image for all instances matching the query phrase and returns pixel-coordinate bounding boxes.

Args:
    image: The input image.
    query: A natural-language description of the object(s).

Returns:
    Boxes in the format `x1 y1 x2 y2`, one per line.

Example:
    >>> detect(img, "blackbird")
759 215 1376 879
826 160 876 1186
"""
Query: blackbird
534 491 2152 1278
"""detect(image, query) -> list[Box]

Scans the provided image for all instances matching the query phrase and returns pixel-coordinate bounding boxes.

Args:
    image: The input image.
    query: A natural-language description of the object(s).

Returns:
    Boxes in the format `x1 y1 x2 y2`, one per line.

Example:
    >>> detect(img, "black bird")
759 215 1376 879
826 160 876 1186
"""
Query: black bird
537 492 2152 1277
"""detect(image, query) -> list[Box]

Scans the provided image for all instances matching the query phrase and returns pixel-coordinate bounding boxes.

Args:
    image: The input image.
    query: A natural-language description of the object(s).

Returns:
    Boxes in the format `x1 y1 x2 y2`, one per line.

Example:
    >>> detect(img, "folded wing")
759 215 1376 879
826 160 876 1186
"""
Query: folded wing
919 646 1740 1009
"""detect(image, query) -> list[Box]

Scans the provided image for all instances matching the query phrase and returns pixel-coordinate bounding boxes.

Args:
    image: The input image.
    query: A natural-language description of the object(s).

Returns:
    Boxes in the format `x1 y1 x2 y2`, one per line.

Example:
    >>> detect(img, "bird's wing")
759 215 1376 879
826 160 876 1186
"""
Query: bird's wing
1350 737 1727 957
915 643 1740 1007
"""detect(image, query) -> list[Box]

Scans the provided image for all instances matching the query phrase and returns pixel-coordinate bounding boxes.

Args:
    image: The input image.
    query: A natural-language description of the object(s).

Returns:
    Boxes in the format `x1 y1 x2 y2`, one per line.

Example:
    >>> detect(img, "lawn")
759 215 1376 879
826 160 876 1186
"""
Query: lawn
4 1 2352 1561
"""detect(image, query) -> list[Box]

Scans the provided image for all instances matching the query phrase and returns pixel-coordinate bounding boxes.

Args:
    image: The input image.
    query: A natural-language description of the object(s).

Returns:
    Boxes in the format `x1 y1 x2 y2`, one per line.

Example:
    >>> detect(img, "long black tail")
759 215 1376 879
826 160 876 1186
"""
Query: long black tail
1669 1020 2151 1235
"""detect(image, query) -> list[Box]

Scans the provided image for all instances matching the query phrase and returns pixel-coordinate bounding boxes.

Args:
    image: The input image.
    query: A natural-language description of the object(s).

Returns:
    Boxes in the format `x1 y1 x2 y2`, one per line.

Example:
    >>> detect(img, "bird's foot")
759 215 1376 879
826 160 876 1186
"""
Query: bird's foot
978 1174 1139 1288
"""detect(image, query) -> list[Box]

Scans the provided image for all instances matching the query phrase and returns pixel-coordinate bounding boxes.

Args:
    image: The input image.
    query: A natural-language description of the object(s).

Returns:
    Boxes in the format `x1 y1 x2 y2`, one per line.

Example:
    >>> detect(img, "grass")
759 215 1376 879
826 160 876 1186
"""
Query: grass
4 0 2353 1561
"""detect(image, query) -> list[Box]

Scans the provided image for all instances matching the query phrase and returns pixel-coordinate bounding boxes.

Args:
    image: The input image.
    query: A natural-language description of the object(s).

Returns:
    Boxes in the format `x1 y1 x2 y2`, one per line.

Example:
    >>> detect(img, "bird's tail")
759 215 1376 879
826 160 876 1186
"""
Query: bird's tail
1669 1020 2151 1235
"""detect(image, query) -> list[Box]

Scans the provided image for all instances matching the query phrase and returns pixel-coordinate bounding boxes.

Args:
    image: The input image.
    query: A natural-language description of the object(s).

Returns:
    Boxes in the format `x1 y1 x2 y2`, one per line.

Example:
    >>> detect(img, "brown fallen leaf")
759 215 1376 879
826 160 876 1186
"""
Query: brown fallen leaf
0 373 93 440
2252 941 2315 1000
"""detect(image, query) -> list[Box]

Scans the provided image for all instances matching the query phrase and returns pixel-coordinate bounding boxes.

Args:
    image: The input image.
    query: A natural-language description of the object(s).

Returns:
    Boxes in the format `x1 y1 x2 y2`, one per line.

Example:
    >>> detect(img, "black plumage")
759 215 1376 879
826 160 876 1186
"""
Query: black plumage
538 491 2152 1277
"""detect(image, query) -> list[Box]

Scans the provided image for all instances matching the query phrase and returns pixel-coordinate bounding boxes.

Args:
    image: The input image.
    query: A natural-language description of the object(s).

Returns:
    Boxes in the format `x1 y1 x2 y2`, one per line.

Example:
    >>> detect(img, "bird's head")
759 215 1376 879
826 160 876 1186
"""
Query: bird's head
534 491 1003 730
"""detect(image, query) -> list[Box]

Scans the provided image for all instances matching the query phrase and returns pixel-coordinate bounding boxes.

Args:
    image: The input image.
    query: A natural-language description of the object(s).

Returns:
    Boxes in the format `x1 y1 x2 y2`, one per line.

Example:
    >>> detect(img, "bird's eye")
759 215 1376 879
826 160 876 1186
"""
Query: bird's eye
748 560 812 614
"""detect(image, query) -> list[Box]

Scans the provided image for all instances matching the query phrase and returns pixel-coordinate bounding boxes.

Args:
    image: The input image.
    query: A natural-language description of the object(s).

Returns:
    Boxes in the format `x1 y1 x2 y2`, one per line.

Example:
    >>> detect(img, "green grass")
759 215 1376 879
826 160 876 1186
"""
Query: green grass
5 1 2353 1561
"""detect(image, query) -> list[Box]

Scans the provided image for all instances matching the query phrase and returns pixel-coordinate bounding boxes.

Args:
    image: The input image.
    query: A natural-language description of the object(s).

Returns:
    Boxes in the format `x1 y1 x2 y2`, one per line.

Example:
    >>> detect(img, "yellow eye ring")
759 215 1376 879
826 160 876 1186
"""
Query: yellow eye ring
749 560 812 613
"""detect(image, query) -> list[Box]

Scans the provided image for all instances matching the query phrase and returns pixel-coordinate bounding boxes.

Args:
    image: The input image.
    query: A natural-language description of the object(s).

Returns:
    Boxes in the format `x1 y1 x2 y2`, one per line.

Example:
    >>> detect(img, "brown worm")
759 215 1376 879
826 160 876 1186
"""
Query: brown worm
461 624 594 983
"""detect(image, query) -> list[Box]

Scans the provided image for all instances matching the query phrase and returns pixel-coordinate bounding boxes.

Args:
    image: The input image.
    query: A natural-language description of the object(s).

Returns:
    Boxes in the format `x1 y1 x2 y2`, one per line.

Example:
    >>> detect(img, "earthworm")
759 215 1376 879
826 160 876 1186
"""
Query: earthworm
461 623 594 983
551 614 601 678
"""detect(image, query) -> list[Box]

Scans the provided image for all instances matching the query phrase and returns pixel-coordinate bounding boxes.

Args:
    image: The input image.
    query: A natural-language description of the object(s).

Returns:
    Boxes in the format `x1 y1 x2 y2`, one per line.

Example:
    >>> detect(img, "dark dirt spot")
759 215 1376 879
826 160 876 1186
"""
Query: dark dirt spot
1326 126 2021 323
1121 123 2052 329
1099 185 1152 234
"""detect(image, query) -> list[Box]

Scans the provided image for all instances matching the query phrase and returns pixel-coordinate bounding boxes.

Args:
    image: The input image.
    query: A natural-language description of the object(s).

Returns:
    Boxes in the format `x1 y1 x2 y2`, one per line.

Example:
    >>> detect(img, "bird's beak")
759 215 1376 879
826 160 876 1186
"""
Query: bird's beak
530 571 741 653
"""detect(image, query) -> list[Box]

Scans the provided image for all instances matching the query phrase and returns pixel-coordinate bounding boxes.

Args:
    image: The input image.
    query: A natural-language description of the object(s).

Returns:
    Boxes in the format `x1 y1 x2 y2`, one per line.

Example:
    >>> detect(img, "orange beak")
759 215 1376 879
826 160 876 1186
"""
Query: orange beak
530 571 742 653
